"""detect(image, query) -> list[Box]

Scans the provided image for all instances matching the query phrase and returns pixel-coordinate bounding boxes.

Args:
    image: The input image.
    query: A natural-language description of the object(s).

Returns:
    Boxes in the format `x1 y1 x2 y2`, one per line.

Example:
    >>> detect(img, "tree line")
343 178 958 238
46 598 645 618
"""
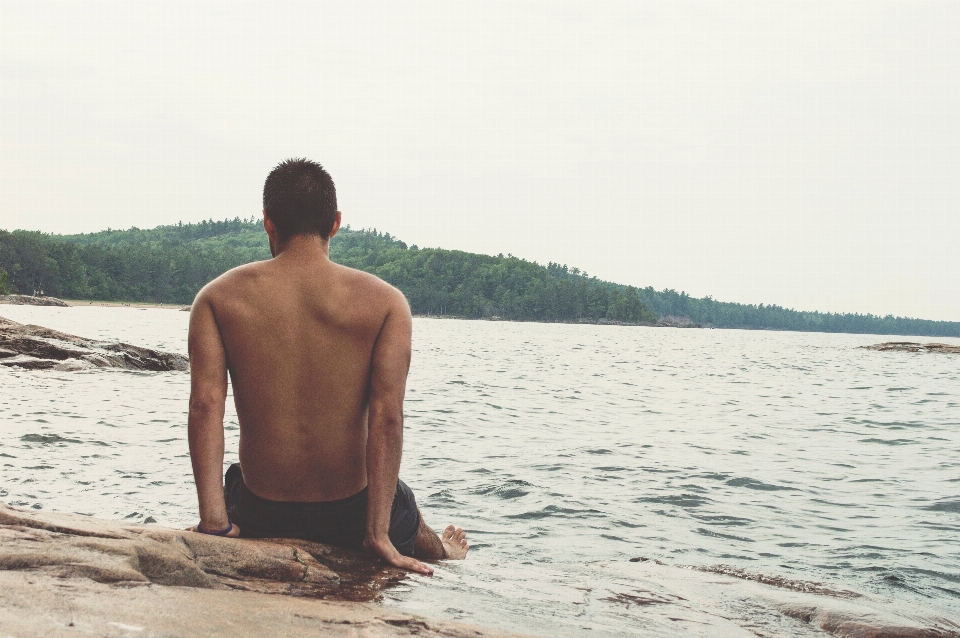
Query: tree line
0 220 656 324
1 218 958 336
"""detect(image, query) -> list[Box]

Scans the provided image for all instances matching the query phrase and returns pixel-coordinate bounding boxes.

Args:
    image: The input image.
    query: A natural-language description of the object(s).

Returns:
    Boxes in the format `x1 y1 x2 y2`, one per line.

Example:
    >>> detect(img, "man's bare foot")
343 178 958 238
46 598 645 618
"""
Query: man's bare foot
440 525 469 559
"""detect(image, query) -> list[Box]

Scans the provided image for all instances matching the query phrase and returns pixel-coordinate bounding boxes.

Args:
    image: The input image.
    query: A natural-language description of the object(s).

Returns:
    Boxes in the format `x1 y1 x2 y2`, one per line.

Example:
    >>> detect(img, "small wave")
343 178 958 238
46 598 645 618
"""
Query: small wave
898 566 960 585
426 489 459 505
635 494 711 509
505 504 600 520
847 417 926 428
693 514 753 526
725 477 799 491
923 500 960 514
880 572 928 596
688 564 860 598
697 472 729 481
859 438 916 446
695 528 754 543
20 433 82 444
472 480 533 499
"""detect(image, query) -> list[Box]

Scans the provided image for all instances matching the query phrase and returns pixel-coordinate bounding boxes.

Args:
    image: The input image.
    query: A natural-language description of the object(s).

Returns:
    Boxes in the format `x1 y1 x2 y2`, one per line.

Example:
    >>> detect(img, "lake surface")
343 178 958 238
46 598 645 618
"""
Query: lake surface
1 305 958 635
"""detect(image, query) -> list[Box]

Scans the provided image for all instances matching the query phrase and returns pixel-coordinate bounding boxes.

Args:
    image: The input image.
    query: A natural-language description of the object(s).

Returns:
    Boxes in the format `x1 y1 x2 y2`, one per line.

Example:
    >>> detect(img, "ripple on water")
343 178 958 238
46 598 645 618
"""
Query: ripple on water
725 477 800 491
472 480 533 499
923 500 960 514
20 433 82 444
634 494 711 508
505 505 602 520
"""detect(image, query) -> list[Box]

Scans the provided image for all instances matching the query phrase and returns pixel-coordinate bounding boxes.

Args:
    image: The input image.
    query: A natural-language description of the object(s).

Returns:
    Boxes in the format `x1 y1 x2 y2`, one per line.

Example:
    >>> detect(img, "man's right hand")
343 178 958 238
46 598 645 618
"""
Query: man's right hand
364 535 434 576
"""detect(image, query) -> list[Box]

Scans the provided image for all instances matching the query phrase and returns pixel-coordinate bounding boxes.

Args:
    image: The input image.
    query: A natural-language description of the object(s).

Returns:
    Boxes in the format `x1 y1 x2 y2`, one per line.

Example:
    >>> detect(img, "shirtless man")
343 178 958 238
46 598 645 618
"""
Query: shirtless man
186 158 468 575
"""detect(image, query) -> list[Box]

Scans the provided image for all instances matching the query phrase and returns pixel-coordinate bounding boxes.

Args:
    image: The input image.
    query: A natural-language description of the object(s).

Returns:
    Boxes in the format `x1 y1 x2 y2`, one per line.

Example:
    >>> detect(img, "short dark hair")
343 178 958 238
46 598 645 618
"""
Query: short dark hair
262 158 338 241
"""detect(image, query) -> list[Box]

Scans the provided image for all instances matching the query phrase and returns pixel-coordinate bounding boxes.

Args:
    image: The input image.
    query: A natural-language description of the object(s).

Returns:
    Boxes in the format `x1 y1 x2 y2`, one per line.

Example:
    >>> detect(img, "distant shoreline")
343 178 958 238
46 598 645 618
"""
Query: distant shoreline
8 300 960 342
53 300 671 325
60 299 188 310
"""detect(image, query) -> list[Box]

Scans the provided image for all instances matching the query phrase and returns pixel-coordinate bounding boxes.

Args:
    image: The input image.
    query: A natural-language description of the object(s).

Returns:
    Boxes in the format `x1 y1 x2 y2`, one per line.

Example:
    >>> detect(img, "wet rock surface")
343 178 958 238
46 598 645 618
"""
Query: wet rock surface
0 503 522 637
0 315 188 371
0 294 70 307
603 560 959 638
861 342 960 354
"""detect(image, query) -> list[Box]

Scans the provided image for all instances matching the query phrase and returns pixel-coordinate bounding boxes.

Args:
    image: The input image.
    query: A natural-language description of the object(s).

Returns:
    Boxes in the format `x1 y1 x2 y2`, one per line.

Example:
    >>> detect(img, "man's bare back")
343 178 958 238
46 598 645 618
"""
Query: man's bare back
186 159 467 574
201 251 400 503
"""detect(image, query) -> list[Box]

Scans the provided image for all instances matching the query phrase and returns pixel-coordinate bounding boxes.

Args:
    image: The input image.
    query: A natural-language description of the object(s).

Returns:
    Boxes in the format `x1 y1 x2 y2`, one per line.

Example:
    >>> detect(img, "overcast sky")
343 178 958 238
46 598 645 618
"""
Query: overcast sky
1 1 957 320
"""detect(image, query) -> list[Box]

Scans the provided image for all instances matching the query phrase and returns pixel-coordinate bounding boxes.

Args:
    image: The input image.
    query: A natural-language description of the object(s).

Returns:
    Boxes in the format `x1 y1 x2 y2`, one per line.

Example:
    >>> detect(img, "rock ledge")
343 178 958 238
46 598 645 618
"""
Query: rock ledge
0 315 188 371
861 342 960 354
0 294 69 307
0 502 525 637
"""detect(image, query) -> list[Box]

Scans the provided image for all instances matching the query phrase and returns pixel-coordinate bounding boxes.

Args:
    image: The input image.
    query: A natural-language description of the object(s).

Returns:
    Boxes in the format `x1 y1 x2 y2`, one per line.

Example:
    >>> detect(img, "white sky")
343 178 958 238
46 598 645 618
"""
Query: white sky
1 1 958 321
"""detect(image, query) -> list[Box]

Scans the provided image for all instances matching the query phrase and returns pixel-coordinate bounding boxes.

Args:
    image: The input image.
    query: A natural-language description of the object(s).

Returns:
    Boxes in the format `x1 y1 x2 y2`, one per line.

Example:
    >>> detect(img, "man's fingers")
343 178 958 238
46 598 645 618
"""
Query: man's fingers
392 555 434 576
365 536 433 575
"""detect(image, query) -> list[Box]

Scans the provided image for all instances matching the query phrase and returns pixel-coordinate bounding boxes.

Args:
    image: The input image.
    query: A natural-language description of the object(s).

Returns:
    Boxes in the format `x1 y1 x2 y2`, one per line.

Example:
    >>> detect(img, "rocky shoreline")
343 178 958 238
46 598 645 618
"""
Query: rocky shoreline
0 315 188 371
0 294 69 307
0 502 526 637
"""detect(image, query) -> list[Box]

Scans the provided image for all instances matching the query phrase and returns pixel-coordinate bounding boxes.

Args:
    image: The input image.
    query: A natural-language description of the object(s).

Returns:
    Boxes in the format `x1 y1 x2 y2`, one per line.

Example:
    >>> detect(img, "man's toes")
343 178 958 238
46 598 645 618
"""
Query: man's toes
454 528 466 542
441 524 456 541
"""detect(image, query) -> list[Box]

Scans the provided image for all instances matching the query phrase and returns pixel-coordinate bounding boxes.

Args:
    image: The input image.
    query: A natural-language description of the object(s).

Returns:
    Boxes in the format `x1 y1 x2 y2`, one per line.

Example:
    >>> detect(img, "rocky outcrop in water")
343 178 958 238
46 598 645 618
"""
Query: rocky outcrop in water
657 315 704 328
608 559 959 638
0 294 69 307
0 315 188 371
0 502 522 637
861 342 960 354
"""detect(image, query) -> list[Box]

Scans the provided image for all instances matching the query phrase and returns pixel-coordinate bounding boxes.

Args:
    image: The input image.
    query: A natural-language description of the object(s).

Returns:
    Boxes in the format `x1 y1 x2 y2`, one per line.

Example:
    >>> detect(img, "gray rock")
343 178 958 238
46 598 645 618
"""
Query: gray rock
601 559 960 638
0 504 523 637
861 342 960 354
0 315 188 371
0 294 69 307
0 502 413 601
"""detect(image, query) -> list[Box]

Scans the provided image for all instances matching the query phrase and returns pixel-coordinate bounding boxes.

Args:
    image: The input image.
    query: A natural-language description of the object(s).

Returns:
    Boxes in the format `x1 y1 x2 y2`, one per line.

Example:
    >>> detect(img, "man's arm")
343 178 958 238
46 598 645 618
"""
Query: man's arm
187 291 240 537
364 293 432 575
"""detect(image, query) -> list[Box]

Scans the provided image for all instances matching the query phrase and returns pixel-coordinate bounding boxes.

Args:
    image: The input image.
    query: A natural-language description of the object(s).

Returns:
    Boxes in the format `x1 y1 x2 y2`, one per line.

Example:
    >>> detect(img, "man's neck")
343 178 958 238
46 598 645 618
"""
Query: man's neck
272 234 330 263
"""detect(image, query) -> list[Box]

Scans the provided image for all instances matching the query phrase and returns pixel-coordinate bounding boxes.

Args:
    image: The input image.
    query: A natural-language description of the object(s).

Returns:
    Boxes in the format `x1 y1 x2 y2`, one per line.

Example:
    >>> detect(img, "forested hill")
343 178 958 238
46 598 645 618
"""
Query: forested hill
0 219 655 324
1 219 958 337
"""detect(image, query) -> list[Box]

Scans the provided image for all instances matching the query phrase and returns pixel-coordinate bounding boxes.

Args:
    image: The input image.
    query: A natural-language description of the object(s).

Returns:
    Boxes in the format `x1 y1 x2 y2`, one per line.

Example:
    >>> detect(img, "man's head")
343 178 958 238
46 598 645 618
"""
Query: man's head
262 158 339 245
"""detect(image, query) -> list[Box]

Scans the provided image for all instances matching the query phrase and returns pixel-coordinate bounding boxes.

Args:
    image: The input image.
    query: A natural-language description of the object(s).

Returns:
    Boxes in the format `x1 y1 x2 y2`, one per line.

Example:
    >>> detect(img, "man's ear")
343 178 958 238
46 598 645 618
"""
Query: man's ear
328 211 343 240
263 212 278 239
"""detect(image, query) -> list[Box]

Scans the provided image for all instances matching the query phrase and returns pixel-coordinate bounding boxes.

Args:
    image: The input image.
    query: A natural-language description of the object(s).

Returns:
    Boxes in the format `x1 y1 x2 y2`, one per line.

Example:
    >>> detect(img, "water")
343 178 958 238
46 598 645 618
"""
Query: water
1 305 958 635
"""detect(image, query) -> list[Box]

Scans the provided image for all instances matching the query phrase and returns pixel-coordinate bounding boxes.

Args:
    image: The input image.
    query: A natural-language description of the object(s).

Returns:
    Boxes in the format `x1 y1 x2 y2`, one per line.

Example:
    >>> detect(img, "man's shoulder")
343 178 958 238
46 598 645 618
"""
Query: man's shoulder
194 261 270 303
331 263 409 311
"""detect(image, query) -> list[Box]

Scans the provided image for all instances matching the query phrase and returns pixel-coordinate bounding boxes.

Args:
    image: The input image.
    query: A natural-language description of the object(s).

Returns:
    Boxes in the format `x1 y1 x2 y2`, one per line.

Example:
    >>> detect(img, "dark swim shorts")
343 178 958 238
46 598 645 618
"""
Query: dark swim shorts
223 463 421 556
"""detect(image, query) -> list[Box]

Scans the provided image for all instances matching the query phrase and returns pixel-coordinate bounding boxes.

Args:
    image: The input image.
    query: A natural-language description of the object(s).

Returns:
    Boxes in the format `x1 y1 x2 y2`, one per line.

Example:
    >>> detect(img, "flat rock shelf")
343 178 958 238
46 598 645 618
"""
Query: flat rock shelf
0 503 526 637
0 315 188 371
861 342 960 354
